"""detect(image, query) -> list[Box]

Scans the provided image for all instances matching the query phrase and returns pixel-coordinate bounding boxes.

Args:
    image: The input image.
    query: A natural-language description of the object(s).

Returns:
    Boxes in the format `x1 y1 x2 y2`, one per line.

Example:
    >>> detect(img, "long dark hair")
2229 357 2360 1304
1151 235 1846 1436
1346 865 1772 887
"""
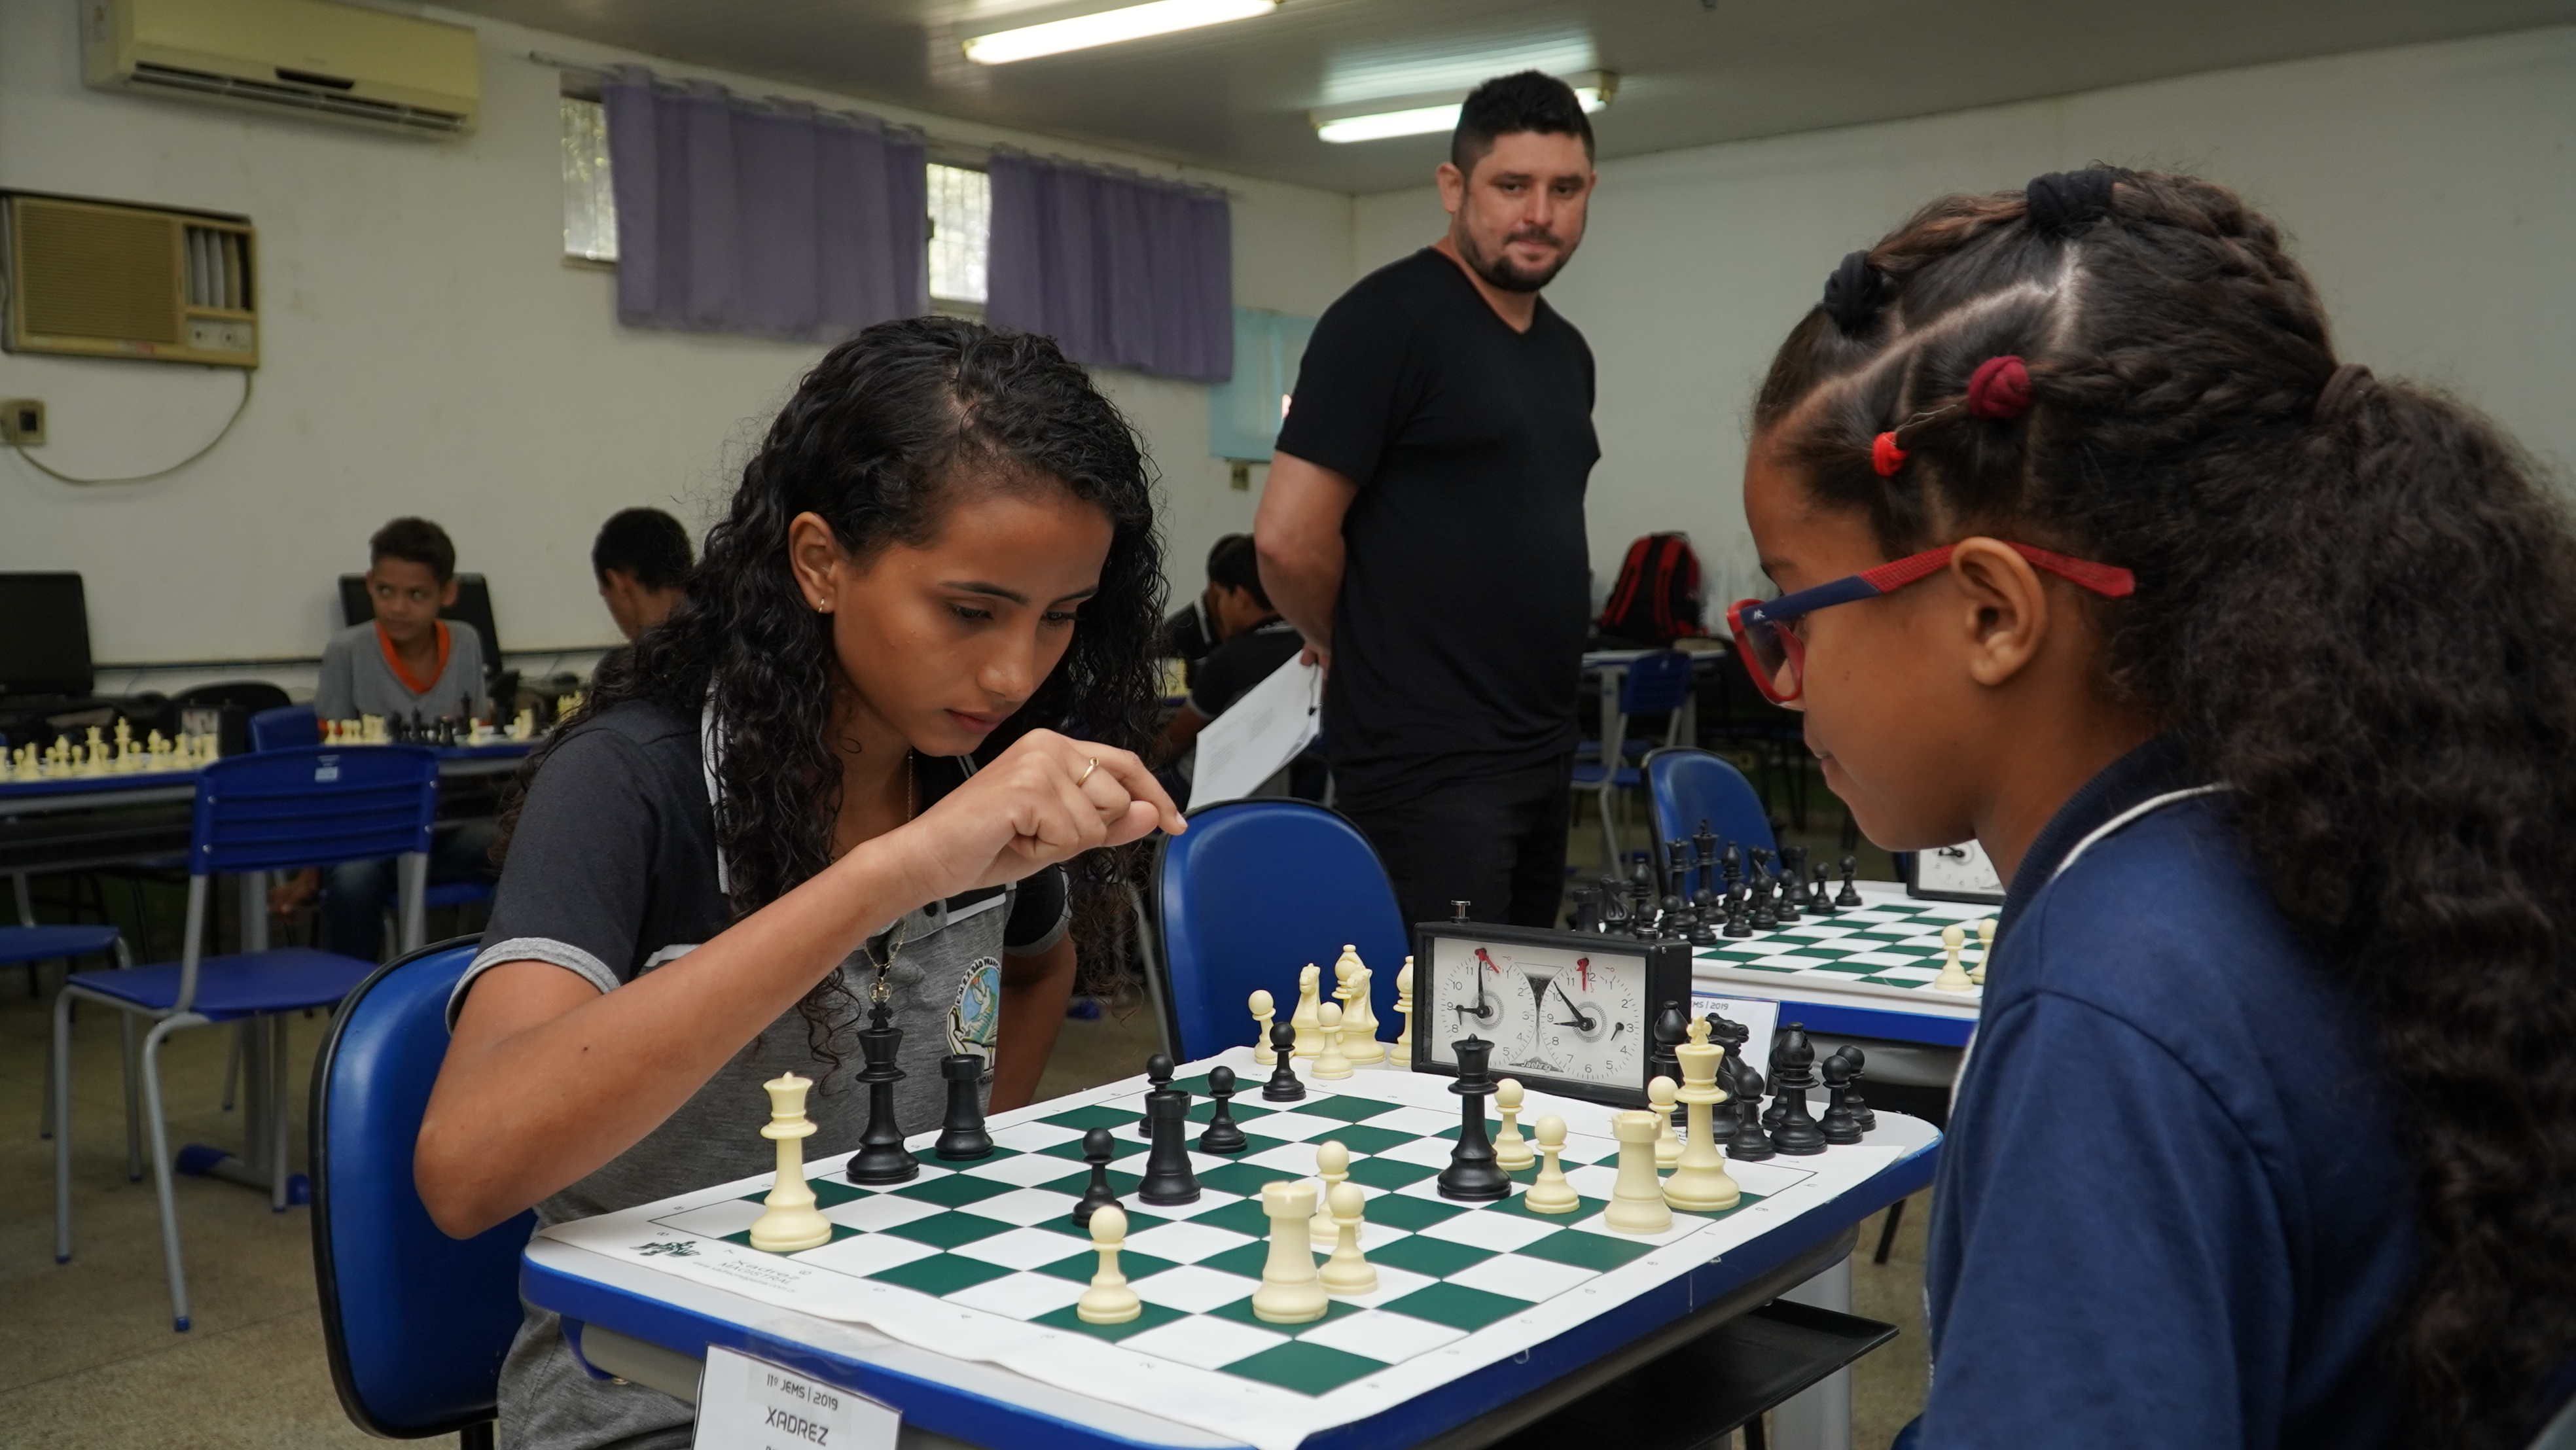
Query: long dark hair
507 316 1164 1053
1754 168 2576 1443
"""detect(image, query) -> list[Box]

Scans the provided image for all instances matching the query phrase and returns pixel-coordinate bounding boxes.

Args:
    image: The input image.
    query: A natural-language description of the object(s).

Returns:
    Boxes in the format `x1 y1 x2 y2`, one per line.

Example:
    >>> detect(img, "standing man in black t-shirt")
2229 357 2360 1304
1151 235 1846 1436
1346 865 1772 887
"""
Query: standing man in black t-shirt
1256 71 1600 930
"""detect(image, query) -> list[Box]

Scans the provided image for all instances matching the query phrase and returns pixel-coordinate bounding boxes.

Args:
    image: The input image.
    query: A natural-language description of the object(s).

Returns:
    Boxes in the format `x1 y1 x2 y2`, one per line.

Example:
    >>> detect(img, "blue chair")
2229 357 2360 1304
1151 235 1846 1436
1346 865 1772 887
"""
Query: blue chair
50 745 440 1330
1643 747 1778 896
9 887 138 1174
249 704 321 752
312 938 533 1449
1571 650 1698 870
1151 800 1409 1061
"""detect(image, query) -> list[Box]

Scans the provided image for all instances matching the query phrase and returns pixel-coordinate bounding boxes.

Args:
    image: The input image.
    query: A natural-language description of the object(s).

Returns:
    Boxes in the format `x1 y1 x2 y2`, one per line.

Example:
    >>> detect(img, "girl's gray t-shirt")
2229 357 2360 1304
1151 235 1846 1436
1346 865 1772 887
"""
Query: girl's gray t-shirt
451 699 1069 1450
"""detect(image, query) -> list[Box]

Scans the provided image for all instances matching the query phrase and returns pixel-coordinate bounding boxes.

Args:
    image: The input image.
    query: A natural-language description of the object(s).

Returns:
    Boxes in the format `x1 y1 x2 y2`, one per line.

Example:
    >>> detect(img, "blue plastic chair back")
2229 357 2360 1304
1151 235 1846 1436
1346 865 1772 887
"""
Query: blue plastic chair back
310 938 533 1438
1153 800 1409 1061
192 746 438 877
1620 650 1697 716
1644 747 1777 860
249 705 321 752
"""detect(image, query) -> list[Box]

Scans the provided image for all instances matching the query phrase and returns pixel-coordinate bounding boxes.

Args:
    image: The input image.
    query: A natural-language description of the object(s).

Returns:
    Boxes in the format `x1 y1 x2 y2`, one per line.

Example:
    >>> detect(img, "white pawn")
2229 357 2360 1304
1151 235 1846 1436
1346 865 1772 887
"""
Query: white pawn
1314 1002 1353 1079
1648 1076 1683 1170
748 1072 832 1252
1250 989 1278 1065
1291 964 1323 1058
1075 1205 1141 1324
1494 1078 1533 1171
1605 1110 1673 1235
1971 917 1996 986
1319 1181 1376 1296
1251 1179 1328 1324
1932 922 1975 992
1526 1115 1580 1214
1393 956 1416 1061
1308 1140 1351 1243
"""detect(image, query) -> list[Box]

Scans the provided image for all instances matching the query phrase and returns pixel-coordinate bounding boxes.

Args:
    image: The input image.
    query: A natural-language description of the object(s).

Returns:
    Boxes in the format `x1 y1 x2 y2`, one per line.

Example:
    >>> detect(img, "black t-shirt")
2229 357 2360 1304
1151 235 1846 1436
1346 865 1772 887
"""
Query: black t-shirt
1275 248 1598 805
1187 617 1304 718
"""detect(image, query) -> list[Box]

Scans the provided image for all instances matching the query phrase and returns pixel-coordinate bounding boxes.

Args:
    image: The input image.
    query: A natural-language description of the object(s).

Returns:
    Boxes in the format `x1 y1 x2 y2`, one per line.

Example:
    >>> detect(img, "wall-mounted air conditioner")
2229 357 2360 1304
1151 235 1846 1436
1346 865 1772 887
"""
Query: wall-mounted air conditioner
3 194 259 368
81 0 480 139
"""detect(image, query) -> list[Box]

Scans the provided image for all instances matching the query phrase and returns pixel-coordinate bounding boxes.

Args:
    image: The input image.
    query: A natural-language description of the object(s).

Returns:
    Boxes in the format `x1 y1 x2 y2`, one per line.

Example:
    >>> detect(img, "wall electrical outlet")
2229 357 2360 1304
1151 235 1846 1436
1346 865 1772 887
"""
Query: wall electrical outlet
0 399 44 445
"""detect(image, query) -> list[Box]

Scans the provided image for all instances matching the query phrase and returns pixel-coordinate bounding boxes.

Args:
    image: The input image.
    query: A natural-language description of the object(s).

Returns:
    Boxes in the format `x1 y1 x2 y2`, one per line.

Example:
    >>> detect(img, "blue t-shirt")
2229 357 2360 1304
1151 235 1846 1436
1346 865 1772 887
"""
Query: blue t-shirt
1923 739 2416 1447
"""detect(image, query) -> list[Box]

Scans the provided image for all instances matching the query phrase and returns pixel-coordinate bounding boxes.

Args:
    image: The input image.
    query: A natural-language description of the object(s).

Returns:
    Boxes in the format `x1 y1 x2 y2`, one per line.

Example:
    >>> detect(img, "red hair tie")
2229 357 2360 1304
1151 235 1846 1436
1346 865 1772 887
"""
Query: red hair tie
1967 355 2034 419
1871 431 1908 477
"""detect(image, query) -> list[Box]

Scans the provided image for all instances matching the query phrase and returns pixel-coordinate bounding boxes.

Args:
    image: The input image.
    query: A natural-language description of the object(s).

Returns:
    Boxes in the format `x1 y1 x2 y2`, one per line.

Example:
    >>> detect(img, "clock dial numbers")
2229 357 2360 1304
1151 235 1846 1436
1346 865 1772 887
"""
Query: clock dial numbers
1416 930 1676 1103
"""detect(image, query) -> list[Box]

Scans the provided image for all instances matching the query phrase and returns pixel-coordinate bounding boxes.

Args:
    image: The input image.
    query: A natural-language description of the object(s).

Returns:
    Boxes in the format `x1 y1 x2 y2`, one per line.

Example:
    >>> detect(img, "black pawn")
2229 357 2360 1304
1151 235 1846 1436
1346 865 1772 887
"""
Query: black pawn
846 1002 919 1185
1773 870 1800 924
1770 1027 1828 1155
1809 864 1838 917
1571 884 1602 934
1837 855 1863 908
1261 1023 1306 1101
1136 1087 1200 1205
1070 1127 1118 1229
1832 1046 1877 1132
1728 1063 1776 1159
1651 1001 1689 1125
1781 845 1809 905
1198 1065 1247 1154
1818 1053 1864 1145
1137 1052 1175 1137
1750 877 1779 931
933 1052 993 1161
1688 898 1720 947
1437 1038 1512 1201
1723 886 1753 938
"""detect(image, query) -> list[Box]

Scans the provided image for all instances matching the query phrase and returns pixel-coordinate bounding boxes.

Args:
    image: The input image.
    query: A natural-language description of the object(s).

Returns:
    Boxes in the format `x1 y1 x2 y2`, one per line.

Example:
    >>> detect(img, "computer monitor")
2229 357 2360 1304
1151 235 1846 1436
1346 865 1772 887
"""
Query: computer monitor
0 573 93 698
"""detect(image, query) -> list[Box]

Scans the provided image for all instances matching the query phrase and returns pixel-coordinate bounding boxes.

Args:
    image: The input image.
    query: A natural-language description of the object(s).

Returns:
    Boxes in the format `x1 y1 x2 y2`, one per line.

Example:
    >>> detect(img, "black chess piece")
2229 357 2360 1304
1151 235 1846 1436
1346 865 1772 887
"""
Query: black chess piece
1261 1023 1306 1101
1750 876 1779 931
1818 1052 1864 1145
1831 1046 1876 1132
1571 884 1603 934
1136 1085 1200 1205
1693 820 1719 894
1762 1029 1790 1132
1709 1052 1740 1146
1772 865 1800 923
411 709 427 743
1721 843 1744 893
1687 896 1719 947
1808 864 1838 917
1728 1063 1776 1159
1600 877 1630 932
1836 855 1863 908
846 1002 919 1184
1781 845 1809 905
1437 1037 1512 1201
1198 1065 1248 1154
1723 885 1753 938
1070 1127 1120 1229
1652 1001 1689 1125
1137 1052 1175 1137
1626 866 1655 935
933 1053 994 1161
1769 1025 1828 1155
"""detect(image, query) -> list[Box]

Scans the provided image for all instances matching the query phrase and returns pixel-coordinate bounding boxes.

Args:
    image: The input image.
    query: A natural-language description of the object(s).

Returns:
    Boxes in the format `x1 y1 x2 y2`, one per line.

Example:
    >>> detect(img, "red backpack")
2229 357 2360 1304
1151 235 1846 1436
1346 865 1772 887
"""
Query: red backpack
1598 533 1704 645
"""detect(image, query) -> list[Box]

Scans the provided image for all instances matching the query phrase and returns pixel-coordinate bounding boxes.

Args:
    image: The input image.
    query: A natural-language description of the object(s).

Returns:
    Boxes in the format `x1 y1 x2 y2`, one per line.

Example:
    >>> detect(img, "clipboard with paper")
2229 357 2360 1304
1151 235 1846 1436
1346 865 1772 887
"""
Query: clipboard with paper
1185 654 1321 807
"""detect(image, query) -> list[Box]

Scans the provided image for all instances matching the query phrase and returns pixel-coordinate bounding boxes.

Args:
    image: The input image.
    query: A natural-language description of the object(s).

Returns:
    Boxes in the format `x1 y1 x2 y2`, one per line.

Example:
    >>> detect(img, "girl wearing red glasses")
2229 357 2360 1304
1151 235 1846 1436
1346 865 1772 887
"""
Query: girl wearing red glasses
1737 168 2576 1449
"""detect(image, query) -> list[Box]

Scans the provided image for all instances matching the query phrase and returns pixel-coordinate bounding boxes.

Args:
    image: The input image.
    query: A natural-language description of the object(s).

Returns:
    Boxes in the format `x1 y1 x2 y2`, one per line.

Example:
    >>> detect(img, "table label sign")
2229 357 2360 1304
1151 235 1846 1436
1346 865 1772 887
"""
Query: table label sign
693 1344 898 1450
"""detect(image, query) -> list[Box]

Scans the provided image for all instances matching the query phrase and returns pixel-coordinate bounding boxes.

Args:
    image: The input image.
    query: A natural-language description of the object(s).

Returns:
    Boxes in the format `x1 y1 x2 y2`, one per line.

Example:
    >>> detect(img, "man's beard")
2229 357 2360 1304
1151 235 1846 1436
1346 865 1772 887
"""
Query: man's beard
1458 225 1573 293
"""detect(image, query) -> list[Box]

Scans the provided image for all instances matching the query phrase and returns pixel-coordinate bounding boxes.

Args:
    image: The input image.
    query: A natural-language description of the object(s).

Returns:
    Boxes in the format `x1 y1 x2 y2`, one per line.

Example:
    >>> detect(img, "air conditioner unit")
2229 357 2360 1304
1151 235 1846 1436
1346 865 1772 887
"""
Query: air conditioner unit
3 194 259 368
81 0 480 139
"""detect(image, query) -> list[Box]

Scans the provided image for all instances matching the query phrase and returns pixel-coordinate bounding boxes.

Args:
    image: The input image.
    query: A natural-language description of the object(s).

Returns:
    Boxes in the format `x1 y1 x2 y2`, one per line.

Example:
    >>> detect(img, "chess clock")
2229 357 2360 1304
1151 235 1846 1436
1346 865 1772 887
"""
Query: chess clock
1410 921 1692 1108
1906 838 2006 904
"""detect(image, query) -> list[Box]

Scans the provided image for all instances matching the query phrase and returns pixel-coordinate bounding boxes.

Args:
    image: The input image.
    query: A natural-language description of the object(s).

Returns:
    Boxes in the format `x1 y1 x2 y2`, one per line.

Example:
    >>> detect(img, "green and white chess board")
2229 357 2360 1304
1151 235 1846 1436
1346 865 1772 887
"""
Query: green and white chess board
1692 888 1994 1014
543 1050 1908 1450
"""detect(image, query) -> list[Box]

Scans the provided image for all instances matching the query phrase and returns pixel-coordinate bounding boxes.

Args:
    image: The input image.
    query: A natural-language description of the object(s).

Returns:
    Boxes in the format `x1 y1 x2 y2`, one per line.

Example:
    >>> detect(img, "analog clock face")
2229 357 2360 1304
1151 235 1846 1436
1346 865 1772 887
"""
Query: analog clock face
1422 936 1647 1089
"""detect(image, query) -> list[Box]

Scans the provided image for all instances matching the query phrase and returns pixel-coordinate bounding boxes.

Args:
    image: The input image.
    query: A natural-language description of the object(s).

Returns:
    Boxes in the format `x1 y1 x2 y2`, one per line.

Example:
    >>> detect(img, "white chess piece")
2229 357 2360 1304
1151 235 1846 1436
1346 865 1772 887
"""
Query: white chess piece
1648 1076 1683 1170
1526 1115 1580 1214
1605 1110 1673 1235
1393 956 1416 1061
748 1072 832 1252
1662 1019 1742 1212
1075 1205 1142 1324
1291 964 1323 1058
1314 1002 1353 1079
1342 964 1384 1065
1250 989 1277 1065
80 726 107 777
1971 917 1996 986
1494 1078 1534 1171
1308 1140 1351 1243
1251 1179 1328 1324
1319 1181 1376 1296
1932 922 1975 992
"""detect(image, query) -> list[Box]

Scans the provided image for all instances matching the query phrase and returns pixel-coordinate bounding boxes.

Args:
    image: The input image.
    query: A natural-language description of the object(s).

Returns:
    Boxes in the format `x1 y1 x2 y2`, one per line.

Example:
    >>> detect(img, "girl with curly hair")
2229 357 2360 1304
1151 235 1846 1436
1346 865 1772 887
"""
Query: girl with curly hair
1735 168 2576 1447
416 317 1181 1449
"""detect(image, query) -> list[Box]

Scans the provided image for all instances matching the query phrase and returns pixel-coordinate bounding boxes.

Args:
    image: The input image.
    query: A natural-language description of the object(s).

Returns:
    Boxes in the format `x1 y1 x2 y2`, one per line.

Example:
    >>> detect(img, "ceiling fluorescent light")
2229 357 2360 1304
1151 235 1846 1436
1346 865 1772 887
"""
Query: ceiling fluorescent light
963 0 1279 64
1312 71 1615 145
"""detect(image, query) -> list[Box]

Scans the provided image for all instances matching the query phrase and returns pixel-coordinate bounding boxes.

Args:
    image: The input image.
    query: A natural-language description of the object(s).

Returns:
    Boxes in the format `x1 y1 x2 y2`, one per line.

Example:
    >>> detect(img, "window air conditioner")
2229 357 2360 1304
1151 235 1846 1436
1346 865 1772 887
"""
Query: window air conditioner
81 0 480 139
3 194 260 368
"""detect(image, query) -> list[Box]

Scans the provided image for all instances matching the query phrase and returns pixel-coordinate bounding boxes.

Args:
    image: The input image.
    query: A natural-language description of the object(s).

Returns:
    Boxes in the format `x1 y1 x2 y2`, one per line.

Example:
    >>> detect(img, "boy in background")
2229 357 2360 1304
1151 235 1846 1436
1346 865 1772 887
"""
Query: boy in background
592 507 693 641
1156 535 1308 792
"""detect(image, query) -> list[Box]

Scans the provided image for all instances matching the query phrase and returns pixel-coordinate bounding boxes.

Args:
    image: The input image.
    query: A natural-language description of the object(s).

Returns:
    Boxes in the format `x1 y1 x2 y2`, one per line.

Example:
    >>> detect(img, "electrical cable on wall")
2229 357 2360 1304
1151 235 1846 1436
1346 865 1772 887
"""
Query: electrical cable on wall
7 370 254 486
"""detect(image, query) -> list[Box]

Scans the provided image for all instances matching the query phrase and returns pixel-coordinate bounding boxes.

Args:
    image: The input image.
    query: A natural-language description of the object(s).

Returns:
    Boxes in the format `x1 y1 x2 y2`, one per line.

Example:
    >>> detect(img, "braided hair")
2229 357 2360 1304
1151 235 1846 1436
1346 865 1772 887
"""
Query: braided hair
1754 167 2576 1444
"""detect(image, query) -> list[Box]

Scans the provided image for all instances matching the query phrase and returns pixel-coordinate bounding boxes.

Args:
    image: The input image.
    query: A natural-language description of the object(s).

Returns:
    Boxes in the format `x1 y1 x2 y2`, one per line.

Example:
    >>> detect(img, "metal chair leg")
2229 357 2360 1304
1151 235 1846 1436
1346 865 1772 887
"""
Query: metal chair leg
138 1018 192 1331
268 1014 291 1211
52 987 75 1264
220 1023 242 1112
120 1014 143 1181
1873 1196 1906 1265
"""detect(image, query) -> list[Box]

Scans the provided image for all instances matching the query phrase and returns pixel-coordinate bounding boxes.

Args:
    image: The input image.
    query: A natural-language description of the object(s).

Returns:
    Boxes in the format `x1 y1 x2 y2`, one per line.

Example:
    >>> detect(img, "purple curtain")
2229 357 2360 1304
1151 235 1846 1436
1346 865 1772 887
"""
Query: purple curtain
603 68 928 340
987 150 1232 382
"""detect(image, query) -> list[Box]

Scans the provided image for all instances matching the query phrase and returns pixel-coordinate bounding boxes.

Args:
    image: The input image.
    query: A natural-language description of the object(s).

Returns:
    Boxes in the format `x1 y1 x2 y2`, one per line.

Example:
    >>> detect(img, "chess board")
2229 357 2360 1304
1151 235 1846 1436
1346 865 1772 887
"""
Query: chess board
1691 887 1994 1017
543 1049 1910 1450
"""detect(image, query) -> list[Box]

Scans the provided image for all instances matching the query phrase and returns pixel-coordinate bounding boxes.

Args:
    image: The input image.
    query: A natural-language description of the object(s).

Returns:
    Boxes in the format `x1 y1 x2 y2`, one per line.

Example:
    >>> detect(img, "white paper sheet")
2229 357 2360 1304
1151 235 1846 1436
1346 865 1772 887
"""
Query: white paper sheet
1187 654 1321 807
